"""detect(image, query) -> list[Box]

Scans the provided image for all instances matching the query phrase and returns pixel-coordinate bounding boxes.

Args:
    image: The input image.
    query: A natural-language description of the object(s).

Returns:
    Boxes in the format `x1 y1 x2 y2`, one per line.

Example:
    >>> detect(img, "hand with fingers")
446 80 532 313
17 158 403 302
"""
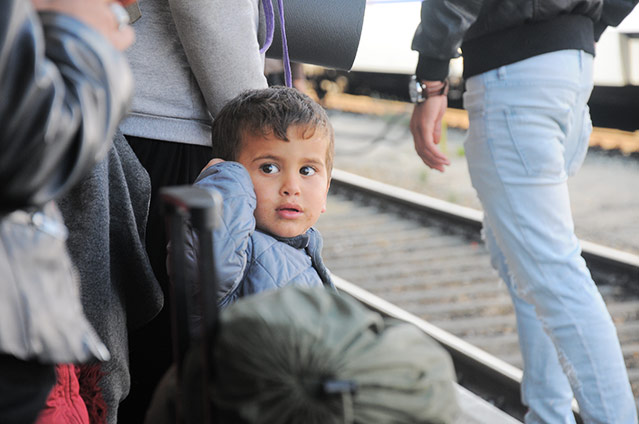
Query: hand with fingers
203 158 225 171
31 0 134 51
409 93 450 173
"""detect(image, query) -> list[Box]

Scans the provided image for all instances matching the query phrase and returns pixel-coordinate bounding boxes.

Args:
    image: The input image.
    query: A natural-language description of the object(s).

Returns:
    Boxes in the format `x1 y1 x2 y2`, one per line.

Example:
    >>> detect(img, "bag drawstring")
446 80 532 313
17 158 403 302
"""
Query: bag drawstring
322 379 358 424
260 0 292 87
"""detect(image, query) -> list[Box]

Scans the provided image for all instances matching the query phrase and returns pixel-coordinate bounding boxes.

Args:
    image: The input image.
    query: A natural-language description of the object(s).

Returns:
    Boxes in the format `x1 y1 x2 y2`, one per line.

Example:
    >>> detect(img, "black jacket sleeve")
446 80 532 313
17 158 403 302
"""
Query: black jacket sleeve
0 0 132 212
411 0 484 81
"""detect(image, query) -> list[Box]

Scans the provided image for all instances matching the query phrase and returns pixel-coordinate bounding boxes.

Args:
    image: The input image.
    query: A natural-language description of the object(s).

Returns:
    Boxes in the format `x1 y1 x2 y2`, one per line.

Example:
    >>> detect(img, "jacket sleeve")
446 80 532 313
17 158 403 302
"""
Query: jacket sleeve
167 0 268 117
189 162 257 303
594 0 639 40
0 0 133 212
411 0 484 81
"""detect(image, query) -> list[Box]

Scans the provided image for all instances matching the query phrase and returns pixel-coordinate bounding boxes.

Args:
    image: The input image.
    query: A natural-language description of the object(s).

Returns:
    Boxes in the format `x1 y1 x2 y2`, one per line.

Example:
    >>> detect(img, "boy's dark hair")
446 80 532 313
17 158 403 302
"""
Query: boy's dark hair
211 86 334 173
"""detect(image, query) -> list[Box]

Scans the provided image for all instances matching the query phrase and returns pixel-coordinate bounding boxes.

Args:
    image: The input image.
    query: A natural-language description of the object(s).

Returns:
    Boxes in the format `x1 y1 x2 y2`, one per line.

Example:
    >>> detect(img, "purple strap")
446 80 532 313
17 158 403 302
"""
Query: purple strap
260 0 292 87
259 0 274 53
276 0 292 87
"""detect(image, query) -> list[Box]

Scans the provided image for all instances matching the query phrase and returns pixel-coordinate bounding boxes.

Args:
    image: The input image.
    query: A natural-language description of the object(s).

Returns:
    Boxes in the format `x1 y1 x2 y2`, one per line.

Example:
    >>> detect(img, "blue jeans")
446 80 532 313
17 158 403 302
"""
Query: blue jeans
463 50 638 424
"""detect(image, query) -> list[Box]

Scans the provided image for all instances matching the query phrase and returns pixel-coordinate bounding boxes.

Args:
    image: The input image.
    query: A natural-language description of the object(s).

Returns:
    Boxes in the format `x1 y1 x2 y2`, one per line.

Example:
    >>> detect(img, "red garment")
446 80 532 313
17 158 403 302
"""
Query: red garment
36 364 89 424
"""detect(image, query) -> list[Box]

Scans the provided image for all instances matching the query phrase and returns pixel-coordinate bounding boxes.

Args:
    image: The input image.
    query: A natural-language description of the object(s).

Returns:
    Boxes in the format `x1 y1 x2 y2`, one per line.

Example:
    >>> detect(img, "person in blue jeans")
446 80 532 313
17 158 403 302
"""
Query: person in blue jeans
408 0 638 423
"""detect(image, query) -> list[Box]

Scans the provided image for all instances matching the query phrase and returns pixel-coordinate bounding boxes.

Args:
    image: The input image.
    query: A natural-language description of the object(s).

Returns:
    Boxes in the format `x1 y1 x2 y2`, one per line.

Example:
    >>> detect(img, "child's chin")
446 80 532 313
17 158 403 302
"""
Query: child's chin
258 219 310 239
269 225 306 239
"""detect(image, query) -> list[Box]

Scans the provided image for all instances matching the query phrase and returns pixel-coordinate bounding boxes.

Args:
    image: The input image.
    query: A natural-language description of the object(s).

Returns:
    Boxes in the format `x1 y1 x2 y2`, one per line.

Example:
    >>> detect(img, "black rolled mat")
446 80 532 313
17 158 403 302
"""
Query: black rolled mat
266 0 366 71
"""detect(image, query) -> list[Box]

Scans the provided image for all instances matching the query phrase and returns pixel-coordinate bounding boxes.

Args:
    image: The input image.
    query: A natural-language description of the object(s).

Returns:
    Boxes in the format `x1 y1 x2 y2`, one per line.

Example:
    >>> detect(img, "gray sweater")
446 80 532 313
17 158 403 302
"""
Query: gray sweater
58 132 163 423
119 0 268 146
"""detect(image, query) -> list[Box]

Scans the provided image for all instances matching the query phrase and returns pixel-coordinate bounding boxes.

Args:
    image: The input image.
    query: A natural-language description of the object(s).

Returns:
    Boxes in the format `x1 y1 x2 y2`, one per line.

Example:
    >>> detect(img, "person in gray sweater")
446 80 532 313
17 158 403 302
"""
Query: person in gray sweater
117 1 270 420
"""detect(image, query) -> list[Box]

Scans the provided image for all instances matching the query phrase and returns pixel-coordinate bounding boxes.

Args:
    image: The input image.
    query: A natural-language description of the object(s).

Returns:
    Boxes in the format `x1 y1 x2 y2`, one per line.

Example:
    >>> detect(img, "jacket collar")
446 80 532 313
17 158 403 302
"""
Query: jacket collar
270 232 310 250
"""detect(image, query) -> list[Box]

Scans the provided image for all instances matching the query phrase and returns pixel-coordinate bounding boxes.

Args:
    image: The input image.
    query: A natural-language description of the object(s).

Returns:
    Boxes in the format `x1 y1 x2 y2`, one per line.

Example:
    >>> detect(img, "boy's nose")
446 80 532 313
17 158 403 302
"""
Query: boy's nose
280 173 301 196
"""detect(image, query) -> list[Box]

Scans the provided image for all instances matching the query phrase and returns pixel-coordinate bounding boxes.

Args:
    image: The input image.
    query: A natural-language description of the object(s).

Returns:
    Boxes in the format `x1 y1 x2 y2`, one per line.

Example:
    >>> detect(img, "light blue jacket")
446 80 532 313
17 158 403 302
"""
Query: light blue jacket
185 162 335 309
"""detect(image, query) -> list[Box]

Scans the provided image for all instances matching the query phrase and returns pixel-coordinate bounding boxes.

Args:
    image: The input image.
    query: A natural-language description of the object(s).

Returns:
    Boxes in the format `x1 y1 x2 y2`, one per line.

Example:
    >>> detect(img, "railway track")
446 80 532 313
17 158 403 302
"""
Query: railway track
316 169 639 422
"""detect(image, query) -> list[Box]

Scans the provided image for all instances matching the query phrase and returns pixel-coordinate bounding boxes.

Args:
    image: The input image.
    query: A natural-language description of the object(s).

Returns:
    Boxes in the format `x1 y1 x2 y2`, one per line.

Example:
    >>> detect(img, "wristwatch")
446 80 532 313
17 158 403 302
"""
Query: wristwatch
409 75 449 103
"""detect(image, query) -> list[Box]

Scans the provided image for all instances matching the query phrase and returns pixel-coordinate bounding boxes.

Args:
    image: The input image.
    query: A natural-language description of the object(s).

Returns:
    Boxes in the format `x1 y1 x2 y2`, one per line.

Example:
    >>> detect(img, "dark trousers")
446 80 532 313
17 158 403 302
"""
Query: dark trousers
0 354 55 424
118 137 211 423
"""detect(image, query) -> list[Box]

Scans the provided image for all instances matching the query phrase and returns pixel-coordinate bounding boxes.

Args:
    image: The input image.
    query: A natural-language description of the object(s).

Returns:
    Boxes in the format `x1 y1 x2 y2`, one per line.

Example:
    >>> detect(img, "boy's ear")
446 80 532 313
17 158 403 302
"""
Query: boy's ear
321 178 331 214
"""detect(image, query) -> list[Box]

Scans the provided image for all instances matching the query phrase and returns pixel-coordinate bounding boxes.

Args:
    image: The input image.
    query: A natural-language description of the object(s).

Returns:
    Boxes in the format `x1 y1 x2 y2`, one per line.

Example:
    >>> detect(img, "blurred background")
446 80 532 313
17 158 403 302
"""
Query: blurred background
267 0 639 255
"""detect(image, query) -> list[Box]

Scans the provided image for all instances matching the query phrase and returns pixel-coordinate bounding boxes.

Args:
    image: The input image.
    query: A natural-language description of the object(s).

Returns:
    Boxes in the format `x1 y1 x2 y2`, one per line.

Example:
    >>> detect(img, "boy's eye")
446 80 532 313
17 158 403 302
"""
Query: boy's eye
259 163 280 174
300 166 316 176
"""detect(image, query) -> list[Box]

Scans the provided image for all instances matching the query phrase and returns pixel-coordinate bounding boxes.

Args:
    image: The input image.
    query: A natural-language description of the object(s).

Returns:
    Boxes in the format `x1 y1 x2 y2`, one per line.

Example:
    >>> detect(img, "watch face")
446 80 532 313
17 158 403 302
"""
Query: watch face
408 75 421 103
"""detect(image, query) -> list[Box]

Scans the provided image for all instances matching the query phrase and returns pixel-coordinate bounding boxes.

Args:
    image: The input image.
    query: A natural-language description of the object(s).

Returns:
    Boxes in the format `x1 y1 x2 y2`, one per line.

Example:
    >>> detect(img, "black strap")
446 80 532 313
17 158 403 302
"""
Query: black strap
161 185 222 424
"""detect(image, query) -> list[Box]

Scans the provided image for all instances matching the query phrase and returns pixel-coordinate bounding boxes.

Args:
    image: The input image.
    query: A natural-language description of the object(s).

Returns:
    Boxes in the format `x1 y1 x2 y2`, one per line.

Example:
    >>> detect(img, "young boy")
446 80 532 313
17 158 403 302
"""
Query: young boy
183 86 335 309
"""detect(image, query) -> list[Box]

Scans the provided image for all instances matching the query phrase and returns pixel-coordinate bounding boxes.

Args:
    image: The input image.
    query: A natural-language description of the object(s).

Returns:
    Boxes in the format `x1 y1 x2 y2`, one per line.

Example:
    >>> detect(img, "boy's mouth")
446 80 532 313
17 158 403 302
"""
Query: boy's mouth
278 203 301 212
277 204 302 218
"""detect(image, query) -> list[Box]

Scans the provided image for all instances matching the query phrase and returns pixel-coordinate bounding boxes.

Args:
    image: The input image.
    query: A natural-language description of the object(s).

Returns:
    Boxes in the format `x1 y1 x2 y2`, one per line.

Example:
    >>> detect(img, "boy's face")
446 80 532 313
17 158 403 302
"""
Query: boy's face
237 125 331 239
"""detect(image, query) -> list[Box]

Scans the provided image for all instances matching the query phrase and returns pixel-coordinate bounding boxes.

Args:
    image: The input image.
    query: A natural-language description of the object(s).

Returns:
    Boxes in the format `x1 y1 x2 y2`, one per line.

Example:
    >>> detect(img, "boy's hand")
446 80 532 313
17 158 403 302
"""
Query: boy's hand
203 158 225 171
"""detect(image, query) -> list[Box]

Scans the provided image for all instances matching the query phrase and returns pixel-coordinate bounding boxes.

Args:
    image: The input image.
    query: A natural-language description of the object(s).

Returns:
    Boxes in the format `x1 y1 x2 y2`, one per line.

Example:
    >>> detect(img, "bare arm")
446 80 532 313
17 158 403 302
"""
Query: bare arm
409 0 483 172
409 84 449 172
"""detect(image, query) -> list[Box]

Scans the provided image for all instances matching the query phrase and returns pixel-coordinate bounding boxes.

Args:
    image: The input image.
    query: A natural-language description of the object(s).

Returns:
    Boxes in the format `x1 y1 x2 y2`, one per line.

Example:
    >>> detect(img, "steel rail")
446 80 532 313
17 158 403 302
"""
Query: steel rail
330 168 639 290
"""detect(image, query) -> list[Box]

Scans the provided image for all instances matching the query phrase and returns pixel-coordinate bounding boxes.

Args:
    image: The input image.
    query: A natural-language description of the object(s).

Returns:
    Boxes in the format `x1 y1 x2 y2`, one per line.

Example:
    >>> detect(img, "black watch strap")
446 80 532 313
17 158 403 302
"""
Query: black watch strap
410 75 449 103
